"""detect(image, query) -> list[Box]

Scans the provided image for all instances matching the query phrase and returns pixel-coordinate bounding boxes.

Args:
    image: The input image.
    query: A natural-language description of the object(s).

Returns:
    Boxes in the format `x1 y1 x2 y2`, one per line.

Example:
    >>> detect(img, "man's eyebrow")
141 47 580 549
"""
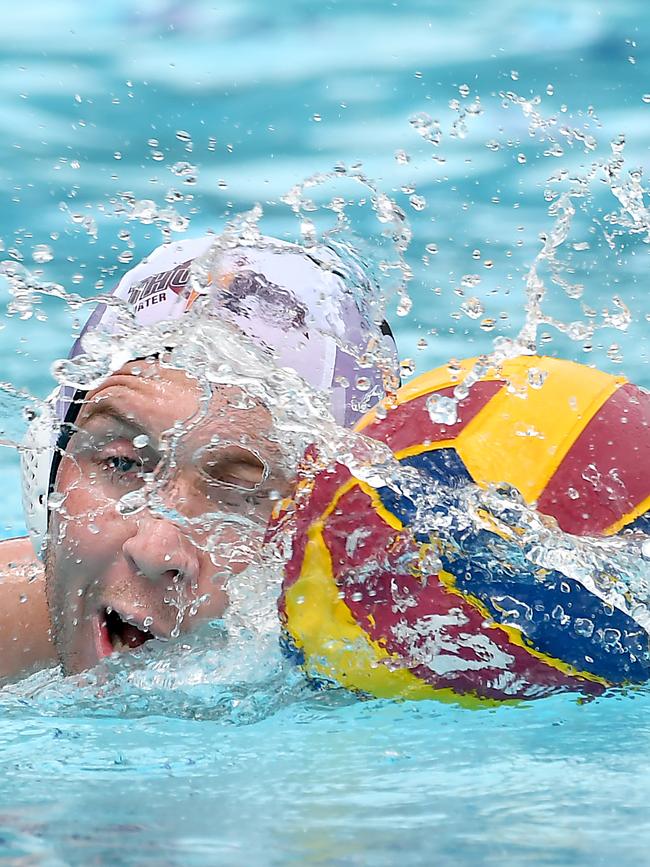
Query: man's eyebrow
74 398 150 436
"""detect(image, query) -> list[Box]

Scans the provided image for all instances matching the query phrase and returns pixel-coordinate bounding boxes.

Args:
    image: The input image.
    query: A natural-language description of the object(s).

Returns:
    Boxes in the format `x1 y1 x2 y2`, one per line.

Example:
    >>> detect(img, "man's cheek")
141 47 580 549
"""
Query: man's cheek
54 479 116 540
50 509 93 560
44 549 78 648
64 478 115 519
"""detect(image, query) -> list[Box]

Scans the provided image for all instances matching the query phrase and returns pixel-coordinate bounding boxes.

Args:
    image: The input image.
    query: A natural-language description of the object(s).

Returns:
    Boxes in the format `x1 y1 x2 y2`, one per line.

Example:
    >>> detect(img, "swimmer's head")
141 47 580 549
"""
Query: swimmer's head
23 237 397 671
21 233 398 673
45 360 292 674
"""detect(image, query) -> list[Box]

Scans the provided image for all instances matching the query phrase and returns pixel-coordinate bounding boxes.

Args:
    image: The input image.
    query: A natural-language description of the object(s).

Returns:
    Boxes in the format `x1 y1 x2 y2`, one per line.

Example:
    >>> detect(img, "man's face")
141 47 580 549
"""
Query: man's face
46 359 290 674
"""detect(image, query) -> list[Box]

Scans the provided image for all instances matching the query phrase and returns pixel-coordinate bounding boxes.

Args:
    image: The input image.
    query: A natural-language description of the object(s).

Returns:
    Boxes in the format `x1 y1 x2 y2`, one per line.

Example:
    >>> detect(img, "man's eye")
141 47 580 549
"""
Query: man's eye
206 461 266 492
103 455 143 475
198 446 268 492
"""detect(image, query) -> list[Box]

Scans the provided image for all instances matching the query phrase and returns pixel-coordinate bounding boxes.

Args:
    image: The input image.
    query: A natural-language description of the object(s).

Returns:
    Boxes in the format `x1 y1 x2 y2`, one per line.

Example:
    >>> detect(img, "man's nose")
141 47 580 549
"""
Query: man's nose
122 516 200 587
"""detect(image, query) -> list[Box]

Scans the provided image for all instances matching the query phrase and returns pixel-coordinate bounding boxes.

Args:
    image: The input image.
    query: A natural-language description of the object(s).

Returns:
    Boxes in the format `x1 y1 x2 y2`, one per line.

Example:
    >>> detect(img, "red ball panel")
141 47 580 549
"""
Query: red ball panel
361 380 504 452
538 383 650 535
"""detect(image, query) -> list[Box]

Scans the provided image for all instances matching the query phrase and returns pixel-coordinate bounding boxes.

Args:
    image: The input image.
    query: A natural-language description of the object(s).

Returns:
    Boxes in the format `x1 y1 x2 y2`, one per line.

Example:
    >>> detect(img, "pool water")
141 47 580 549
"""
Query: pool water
0 1 649 863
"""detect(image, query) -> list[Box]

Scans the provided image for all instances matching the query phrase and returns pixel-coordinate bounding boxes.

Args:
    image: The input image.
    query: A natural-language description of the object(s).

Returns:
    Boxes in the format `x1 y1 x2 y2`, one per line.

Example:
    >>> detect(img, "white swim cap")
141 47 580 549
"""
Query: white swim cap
21 234 399 557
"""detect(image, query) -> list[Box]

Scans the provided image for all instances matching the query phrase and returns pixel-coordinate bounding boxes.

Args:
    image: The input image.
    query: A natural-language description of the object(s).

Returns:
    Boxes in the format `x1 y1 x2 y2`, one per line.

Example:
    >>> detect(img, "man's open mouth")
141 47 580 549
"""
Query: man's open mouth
95 607 163 658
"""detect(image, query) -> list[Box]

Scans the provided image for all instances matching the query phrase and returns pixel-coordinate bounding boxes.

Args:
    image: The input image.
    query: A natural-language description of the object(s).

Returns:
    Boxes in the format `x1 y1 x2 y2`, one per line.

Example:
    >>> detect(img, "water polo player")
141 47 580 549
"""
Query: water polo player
0 234 399 677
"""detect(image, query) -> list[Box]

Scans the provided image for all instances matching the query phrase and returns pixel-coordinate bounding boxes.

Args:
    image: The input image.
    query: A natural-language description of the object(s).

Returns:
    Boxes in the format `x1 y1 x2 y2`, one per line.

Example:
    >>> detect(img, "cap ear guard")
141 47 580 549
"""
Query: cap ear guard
21 391 58 560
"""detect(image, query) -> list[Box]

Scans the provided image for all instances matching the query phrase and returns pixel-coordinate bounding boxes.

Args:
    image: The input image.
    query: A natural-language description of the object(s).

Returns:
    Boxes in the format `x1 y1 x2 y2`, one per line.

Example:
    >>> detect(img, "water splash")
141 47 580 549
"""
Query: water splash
0 85 647 714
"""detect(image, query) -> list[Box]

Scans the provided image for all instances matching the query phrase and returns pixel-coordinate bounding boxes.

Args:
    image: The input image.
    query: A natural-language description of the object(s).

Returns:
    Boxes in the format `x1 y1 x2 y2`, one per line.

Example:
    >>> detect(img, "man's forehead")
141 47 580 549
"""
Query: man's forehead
76 362 273 443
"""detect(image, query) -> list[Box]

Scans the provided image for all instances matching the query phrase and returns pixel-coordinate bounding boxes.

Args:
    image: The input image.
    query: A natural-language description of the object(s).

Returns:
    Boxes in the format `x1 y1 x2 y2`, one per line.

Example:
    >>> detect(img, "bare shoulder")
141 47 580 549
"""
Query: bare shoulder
0 536 40 573
0 537 56 679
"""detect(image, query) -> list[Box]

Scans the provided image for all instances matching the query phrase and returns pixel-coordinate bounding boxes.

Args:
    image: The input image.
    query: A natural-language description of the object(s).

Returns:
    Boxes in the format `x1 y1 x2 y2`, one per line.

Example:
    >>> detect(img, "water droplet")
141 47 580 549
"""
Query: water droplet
49 491 66 512
517 153 527 164
546 84 554 96
118 250 134 264
113 151 122 160
566 321 590 341
394 149 411 164
425 243 438 255
567 487 580 500
117 490 146 516
151 150 165 162
143 616 154 628
409 194 426 211
574 618 594 638
461 274 481 290
460 297 484 319
312 113 322 122
176 130 192 143
356 377 371 392
396 294 413 317
400 358 415 377
409 112 442 146
643 94 650 104
170 161 196 177
32 244 53 264
133 434 149 449
527 367 548 389
459 83 470 98
426 394 458 425
552 604 569 624
607 343 623 363
611 133 626 154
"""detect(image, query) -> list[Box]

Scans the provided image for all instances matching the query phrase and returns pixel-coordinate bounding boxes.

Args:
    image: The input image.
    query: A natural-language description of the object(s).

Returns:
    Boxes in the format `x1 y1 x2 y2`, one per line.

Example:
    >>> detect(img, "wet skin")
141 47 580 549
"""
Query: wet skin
46 359 291 674
0 537 53 677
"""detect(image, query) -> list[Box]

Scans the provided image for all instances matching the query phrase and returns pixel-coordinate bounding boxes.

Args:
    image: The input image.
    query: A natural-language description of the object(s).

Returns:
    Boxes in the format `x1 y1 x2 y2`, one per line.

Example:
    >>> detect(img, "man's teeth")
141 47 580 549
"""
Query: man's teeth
111 635 131 653
104 608 169 652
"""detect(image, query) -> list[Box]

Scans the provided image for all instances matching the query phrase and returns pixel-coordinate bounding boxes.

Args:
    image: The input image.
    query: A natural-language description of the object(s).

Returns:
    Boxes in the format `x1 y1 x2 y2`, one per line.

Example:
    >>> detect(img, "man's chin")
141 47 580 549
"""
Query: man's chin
59 643 101 676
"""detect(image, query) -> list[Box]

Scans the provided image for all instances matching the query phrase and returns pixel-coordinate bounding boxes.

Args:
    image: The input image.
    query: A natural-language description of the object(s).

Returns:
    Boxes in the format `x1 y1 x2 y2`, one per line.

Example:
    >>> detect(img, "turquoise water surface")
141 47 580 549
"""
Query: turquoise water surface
0 1 649 864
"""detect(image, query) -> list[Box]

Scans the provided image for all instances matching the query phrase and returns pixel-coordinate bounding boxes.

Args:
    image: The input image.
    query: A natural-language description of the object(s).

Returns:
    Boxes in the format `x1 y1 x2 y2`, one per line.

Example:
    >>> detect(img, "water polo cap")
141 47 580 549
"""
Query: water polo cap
21 233 399 557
